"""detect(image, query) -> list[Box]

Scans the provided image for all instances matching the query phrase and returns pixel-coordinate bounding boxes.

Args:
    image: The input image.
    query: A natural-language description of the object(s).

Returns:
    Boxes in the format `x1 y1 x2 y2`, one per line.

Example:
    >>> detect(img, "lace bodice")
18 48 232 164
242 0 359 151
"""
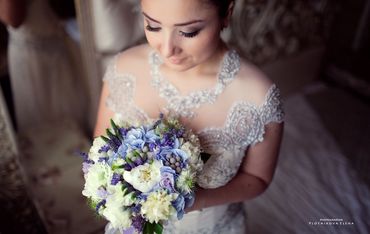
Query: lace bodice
103 50 284 189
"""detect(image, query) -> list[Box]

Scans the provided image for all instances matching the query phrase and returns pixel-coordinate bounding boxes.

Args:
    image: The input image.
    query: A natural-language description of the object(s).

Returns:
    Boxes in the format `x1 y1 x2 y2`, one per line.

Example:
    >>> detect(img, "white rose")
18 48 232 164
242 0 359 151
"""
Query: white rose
140 190 177 223
82 162 112 201
123 161 162 193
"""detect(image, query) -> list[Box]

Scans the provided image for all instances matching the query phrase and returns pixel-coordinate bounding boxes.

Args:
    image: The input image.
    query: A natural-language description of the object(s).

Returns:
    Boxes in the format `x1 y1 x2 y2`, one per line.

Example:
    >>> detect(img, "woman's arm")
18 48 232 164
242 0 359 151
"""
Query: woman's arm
0 0 27 28
188 122 284 211
94 82 115 137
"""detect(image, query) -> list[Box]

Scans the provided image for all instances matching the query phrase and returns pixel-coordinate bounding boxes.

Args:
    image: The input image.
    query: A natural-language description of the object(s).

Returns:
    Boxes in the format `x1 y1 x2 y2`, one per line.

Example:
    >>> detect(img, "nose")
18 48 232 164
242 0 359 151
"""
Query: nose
161 32 178 58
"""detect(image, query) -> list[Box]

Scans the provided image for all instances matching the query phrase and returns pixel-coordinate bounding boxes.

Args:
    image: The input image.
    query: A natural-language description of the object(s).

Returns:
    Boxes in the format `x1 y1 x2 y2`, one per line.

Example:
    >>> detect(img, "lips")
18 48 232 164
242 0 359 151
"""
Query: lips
168 57 184 65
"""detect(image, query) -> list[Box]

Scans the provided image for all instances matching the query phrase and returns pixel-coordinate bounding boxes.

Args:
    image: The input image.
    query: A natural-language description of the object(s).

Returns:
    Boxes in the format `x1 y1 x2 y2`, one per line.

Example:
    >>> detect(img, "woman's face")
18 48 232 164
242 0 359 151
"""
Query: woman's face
141 0 223 72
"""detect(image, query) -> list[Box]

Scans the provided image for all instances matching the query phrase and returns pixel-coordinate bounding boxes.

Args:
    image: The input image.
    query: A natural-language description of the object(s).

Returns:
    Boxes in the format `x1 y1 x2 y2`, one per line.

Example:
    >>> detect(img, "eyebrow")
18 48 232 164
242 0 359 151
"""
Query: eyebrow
142 12 204 26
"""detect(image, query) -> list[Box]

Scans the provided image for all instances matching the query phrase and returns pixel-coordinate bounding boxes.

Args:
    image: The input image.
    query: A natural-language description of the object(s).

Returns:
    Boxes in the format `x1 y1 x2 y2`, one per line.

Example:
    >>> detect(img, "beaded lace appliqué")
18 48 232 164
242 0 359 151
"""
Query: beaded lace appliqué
104 52 284 190
196 84 284 188
149 50 240 118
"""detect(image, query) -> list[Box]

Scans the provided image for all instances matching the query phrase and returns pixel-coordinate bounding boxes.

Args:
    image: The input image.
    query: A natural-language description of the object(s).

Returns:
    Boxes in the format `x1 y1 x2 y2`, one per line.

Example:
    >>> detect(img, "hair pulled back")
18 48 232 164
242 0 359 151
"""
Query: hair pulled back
206 0 235 19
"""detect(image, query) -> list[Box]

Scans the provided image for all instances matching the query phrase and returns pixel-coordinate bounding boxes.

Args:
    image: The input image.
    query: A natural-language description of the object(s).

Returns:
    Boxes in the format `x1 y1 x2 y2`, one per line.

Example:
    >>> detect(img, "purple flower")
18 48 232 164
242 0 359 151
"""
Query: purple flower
111 173 122 185
95 199 106 213
119 127 128 136
132 215 145 233
98 144 110 153
82 162 91 174
97 188 109 199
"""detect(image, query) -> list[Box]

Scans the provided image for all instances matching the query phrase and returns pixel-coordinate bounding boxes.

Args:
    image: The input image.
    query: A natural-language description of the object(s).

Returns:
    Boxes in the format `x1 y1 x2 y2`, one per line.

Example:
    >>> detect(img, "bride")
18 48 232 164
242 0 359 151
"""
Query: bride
95 0 284 233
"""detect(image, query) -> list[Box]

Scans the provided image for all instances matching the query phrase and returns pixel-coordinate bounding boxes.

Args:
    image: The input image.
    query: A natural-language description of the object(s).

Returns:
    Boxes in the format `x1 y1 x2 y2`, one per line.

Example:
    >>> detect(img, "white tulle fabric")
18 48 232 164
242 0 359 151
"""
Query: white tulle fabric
103 50 284 234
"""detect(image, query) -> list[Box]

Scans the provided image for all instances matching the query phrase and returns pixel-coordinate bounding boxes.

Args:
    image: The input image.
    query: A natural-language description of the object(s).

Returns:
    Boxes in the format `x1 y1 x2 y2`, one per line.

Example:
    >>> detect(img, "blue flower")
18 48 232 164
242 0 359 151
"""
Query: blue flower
172 194 185 219
117 144 128 158
157 139 189 166
159 166 177 192
184 192 195 208
144 129 160 144
125 128 145 147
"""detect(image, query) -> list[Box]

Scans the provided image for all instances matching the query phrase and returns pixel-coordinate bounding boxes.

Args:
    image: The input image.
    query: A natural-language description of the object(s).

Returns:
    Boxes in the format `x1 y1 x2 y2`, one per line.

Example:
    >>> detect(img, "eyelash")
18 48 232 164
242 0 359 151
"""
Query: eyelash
145 25 200 38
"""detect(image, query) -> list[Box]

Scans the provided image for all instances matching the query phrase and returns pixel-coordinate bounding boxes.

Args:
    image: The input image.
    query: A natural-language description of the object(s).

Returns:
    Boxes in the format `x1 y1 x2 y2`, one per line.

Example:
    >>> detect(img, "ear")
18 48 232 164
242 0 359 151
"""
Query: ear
223 0 235 28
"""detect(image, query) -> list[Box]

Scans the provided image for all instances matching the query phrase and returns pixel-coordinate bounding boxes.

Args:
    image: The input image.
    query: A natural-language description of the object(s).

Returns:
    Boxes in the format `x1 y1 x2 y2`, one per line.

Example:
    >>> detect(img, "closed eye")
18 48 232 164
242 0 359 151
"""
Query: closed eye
179 30 200 38
145 25 161 32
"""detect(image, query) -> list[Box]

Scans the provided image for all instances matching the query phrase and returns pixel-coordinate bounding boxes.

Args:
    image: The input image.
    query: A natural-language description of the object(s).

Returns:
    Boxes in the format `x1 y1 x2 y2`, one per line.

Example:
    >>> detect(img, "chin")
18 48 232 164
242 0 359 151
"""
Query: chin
164 61 195 72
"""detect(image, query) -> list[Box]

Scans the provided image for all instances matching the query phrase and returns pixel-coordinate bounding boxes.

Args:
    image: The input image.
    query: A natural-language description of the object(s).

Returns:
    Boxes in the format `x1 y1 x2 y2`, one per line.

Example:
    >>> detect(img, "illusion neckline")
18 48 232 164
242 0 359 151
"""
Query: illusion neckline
148 50 241 118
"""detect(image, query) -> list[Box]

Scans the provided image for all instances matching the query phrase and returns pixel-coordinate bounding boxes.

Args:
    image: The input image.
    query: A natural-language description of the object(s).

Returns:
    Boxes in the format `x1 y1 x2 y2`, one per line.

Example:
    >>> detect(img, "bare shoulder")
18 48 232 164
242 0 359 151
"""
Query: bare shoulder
230 57 275 105
115 43 152 75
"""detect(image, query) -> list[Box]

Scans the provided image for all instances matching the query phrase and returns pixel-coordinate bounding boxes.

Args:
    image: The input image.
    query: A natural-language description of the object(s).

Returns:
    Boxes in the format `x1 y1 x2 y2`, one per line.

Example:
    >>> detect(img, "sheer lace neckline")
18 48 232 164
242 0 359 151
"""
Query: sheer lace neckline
149 50 240 119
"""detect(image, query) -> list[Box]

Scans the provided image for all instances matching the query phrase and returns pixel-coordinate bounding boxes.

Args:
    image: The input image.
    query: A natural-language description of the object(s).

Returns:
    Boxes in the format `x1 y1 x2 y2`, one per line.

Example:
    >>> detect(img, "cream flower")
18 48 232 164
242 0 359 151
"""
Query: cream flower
82 162 112 201
102 205 131 229
180 142 202 172
141 190 177 223
112 113 127 128
106 183 136 207
123 161 162 193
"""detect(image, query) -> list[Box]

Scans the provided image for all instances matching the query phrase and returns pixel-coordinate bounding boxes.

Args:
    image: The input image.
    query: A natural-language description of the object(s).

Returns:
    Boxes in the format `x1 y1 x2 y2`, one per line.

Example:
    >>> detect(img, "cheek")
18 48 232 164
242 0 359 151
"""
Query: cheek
186 28 221 56
145 32 158 48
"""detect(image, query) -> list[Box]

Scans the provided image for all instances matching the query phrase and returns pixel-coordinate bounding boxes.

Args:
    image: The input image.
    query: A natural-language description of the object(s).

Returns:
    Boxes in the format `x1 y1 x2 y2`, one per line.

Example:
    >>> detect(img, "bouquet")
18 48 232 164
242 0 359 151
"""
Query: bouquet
81 114 203 234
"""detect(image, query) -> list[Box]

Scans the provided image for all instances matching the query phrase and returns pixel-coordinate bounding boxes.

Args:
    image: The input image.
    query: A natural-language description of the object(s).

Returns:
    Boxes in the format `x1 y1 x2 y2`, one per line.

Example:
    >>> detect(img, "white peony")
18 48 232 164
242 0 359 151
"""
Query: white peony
123 161 162 193
89 137 110 163
140 190 177 223
102 205 132 229
82 162 112 201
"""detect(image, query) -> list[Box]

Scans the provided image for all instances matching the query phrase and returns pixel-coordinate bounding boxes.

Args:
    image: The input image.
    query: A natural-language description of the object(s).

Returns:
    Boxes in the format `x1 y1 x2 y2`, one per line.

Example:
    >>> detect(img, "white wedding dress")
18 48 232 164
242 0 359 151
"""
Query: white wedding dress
7 0 87 131
103 49 284 234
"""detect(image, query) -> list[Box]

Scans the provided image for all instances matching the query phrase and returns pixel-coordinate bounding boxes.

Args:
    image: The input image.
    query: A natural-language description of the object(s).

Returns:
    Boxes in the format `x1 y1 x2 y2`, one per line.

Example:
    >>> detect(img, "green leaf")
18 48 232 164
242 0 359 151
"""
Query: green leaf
154 223 163 234
101 136 110 143
106 128 116 140
126 157 133 164
110 119 123 141
143 222 154 234
123 188 129 196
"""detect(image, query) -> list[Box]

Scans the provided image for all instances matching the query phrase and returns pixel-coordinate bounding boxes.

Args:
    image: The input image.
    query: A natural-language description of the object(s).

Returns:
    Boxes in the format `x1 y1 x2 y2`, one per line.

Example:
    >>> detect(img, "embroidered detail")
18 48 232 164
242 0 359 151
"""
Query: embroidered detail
103 58 150 125
197 84 284 188
149 50 240 118
104 53 284 190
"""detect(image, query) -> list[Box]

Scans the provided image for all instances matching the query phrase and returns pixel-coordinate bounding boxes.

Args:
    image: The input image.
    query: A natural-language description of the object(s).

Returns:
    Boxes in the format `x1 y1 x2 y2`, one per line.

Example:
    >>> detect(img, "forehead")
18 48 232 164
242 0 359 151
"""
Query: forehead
141 0 217 24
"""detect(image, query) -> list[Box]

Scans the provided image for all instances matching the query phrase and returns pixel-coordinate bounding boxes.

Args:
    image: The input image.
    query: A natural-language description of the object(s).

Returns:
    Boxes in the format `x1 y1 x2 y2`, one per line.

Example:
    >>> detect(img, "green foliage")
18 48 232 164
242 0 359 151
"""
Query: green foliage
143 222 163 234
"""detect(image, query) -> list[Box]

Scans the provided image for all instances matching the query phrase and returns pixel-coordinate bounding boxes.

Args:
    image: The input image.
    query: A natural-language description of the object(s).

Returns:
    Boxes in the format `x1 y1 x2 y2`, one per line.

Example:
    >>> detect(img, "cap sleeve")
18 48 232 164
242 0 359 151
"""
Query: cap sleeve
260 84 284 124
102 55 136 118
252 84 284 145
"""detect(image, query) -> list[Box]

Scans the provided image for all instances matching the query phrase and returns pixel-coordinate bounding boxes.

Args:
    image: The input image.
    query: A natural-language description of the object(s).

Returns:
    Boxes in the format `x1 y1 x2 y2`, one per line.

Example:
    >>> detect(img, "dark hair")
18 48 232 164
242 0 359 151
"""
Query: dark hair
206 0 235 19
